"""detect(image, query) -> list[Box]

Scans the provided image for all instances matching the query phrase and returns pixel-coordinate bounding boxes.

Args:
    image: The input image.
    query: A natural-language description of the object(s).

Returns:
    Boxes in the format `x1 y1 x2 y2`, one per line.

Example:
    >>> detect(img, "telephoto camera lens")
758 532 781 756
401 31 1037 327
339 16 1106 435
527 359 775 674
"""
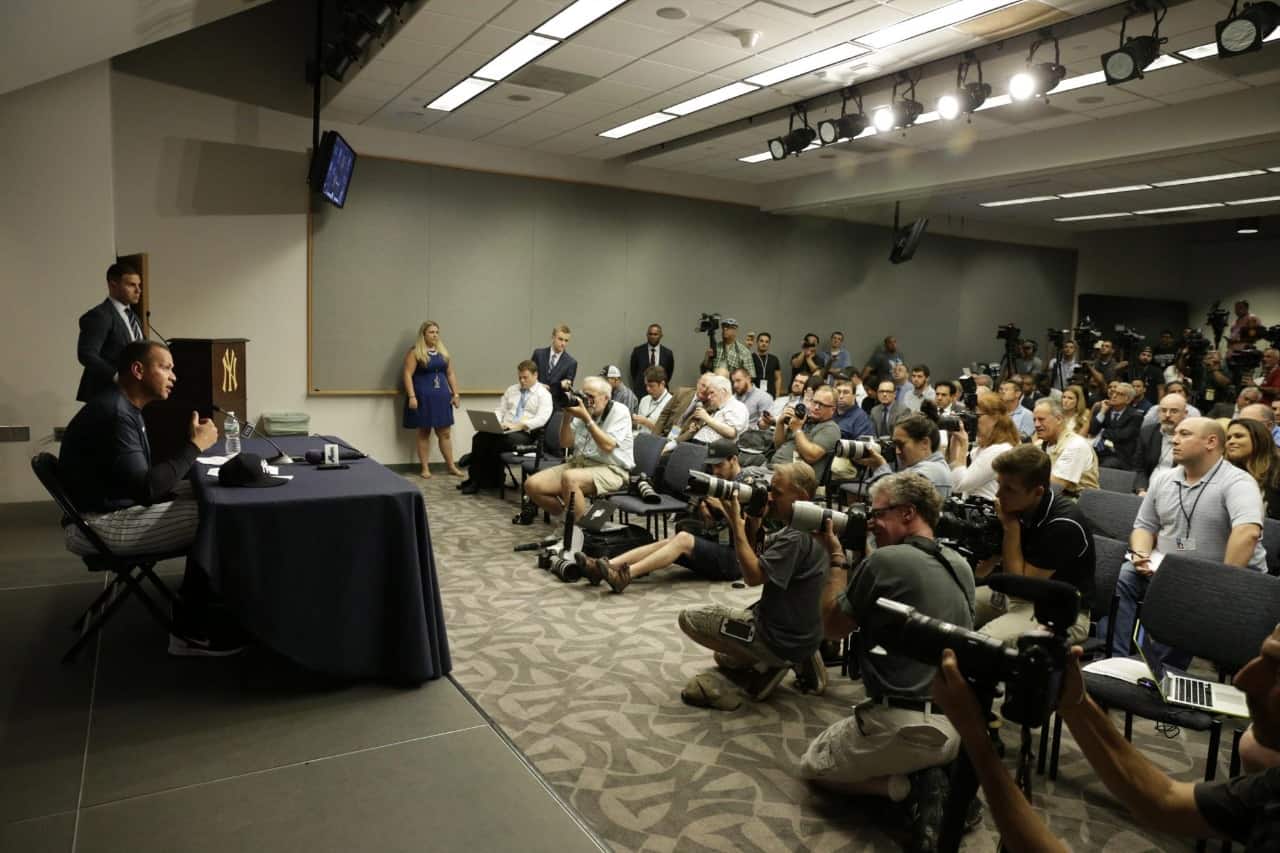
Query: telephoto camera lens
834 437 879 460
632 474 661 505
789 501 848 535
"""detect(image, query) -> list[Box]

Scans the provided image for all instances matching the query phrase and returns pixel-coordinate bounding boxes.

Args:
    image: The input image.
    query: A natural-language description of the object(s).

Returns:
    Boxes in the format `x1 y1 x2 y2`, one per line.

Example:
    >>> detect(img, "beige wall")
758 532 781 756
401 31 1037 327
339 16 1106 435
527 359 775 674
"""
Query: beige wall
0 63 116 502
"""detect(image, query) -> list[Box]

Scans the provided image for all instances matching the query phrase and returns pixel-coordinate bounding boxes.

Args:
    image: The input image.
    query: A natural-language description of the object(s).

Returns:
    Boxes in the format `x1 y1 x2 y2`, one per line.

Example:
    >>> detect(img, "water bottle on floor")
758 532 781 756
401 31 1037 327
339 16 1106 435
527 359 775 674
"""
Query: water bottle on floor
224 411 241 456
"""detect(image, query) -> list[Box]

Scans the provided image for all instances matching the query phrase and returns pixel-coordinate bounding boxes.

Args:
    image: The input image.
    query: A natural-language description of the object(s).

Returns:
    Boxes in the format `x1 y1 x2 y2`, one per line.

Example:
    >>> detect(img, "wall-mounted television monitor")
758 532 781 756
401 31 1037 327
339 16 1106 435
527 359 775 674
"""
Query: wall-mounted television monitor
889 217 928 265
310 130 357 208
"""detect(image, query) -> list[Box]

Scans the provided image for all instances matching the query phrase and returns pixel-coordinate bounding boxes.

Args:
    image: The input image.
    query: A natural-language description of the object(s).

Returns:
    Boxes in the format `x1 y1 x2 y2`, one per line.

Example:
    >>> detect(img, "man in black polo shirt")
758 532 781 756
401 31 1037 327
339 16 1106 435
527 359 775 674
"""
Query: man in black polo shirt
977 444 1095 646
59 340 240 656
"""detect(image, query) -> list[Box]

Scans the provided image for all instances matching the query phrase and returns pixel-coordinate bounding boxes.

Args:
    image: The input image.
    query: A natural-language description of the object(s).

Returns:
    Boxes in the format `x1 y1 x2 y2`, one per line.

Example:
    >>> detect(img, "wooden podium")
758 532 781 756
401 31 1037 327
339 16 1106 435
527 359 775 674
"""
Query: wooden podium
143 338 248 462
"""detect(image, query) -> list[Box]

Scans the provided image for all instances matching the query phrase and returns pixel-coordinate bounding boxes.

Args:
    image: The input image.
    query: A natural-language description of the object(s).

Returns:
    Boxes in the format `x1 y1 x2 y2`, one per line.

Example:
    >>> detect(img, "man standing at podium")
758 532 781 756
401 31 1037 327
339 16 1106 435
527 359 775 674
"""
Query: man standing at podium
77 262 145 402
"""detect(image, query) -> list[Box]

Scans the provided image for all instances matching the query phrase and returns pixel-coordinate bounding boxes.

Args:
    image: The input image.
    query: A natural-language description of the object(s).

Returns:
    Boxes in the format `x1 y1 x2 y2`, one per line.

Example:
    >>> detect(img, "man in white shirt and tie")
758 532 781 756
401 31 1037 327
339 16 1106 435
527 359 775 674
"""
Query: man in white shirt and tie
460 360 552 494
77 262 145 402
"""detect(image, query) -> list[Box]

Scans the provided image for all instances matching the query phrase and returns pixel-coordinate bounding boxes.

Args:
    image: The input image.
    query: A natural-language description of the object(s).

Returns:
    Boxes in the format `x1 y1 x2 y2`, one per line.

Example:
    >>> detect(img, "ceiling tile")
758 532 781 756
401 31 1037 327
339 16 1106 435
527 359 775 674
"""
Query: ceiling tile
322 107 374 125
615 0 749 35
334 75 405 102
575 77 665 105
540 92 628 119
488 0 573 32
394 10 484 48
458 25 530 56
647 37 752 72
357 58 429 87
536 42 636 77
1151 78 1250 104
606 59 701 90
1082 98 1165 120
423 0 512 23
374 37 454 67
424 112 510 140
573 18 683 54
1116 62 1230 97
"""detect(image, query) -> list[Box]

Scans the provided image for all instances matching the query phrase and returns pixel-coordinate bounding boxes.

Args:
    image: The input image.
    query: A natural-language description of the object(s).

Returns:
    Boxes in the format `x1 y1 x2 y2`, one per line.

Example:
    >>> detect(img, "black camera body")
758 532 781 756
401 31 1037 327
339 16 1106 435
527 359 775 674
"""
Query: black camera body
1184 328 1211 354
1046 327 1070 348
553 378 584 408
1113 324 1145 352
938 412 978 439
996 323 1021 342
1073 316 1101 353
935 495 1003 565
630 473 661 504
696 313 721 335
686 470 768 517
875 574 1081 727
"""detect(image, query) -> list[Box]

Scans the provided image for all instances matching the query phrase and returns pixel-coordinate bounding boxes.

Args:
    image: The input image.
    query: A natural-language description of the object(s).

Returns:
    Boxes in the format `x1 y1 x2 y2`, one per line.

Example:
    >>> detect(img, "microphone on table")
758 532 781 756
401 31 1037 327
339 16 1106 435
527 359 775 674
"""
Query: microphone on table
144 311 171 346
211 404 294 464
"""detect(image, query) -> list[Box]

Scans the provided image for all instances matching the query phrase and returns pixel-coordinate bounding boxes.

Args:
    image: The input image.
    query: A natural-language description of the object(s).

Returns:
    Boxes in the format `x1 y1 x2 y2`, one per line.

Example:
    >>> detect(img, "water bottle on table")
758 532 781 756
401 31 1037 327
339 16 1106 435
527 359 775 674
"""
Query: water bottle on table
224 411 241 456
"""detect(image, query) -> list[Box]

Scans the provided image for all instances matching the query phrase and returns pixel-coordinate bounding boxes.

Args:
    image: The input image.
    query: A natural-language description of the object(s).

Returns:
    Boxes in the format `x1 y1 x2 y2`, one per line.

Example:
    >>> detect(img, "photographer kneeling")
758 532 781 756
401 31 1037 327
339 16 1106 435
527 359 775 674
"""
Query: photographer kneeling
677 461 829 702
931 625 1280 851
978 445 1094 646
574 439 768 593
800 472 976 850
523 376 633 520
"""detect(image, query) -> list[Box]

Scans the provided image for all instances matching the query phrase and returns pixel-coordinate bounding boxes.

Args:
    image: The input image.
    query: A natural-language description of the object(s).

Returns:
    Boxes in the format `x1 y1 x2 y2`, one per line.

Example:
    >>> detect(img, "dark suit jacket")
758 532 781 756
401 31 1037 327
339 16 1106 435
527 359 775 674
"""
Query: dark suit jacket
1089 404 1144 470
653 386 696 439
77 299 134 402
531 347 578 406
1133 422 1167 493
629 344 674 391
868 402 908 437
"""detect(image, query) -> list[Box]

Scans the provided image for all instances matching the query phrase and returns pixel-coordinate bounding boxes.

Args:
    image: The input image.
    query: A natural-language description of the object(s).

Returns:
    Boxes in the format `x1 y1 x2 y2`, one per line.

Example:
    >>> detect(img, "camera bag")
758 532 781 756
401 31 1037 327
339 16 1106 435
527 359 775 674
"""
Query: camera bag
581 523 654 559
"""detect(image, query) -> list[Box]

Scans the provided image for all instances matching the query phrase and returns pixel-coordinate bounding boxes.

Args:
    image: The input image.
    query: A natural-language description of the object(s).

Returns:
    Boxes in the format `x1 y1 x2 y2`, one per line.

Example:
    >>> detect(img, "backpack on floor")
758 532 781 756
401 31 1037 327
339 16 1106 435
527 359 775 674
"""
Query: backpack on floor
581 522 654 559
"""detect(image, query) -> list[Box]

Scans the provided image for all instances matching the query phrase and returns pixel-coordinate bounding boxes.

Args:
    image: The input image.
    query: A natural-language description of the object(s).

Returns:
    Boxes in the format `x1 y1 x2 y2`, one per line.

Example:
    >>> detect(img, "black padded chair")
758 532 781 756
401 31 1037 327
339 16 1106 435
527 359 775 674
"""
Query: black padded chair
1078 488 1144 541
30 453 179 663
610 433 685 535
1075 555 1280 797
1039 534 1126 777
499 411 566 501
622 441 707 539
1262 518 1280 577
1097 467 1138 494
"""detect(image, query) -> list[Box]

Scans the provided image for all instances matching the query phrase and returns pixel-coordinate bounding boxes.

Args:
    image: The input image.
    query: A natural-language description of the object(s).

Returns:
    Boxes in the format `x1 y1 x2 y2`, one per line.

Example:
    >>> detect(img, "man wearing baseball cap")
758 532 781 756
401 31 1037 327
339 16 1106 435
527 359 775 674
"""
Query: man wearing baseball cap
700 318 754 376
602 364 639 413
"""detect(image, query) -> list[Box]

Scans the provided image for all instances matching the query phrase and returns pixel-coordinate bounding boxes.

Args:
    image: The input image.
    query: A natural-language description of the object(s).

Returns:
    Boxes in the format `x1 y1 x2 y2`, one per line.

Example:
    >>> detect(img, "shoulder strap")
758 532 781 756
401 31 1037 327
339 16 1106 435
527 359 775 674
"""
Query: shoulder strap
903 536 970 600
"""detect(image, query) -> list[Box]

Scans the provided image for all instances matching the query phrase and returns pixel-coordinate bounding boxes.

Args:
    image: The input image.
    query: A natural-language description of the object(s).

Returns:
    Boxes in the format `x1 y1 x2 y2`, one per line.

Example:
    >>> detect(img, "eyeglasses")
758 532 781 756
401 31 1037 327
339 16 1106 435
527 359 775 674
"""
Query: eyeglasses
867 504 908 520
809 400 834 410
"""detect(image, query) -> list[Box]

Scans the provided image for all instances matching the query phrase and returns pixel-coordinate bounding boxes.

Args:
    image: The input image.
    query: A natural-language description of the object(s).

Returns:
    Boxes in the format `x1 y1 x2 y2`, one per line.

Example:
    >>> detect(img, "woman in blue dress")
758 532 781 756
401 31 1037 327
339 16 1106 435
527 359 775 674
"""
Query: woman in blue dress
402 320 463 478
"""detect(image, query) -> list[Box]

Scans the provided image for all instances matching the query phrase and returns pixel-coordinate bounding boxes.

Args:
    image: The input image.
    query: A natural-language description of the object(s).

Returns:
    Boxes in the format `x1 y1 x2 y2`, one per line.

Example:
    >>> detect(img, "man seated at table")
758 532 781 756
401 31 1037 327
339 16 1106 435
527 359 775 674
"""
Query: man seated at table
524 376 634 520
58 340 239 656
460 359 552 495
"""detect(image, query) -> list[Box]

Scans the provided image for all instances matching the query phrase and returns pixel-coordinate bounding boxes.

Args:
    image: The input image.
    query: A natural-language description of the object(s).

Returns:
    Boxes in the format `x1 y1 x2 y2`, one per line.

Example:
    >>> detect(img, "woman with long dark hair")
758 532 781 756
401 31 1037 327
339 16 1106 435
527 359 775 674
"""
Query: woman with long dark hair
1225 418 1280 519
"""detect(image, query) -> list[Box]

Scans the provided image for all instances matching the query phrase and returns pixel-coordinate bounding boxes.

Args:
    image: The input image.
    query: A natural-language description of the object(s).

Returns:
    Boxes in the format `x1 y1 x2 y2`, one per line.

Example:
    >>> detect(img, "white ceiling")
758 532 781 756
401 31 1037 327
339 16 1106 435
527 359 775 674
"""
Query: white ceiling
0 0 274 97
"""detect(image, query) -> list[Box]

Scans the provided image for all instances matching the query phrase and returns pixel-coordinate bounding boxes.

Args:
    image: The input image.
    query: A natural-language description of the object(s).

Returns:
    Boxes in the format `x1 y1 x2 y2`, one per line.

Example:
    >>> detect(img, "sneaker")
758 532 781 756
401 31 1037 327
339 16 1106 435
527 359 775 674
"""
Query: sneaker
513 499 538 525
747 665 789 701
574 552 603 585
167 632 245 658
793 650 829 696
905 766 949 853
456 478 472 490
460 481 480 495
601 558 631 594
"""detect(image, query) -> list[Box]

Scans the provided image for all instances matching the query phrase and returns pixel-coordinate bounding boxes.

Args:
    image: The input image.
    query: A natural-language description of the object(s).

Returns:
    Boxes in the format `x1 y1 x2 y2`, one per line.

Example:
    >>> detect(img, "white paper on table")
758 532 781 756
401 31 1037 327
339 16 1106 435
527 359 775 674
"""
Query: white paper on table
197 455 232 465
205 466 293 481
1083 656 1152 686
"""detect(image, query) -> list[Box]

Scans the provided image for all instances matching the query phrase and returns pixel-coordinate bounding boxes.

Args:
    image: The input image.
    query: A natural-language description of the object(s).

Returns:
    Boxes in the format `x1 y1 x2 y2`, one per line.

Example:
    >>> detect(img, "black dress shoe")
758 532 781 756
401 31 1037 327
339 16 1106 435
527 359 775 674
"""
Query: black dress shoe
456 479 473 490
513 500 538 525
460 481 480 495
457 453 471 467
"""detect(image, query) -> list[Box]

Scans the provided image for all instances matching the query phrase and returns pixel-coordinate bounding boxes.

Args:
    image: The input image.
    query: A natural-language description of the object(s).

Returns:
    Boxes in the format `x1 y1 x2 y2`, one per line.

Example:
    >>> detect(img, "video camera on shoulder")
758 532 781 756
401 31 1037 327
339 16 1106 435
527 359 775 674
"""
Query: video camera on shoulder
935 495 1003 566
874 574 1082 727
686 470 768 517
789 501 868 551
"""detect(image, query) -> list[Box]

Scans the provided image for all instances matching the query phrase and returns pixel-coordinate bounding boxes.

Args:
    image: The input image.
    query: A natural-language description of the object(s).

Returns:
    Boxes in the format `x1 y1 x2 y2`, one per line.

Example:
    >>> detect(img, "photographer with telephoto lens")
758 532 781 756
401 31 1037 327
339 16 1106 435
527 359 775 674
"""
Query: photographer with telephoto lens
575 440 768 593
800 471 976 850
772 385 842 483
856 414 954 500
677 461 830 703
931 623 1280 852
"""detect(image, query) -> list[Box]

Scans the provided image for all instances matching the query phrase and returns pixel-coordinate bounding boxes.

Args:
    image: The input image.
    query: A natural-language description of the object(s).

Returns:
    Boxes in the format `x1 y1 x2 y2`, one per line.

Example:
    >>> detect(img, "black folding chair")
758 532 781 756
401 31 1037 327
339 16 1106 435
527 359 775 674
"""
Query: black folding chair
30 453 179 663
1078 488 1144 541
1077 556 1280 803
1097 467 1138 494
609 433 685 535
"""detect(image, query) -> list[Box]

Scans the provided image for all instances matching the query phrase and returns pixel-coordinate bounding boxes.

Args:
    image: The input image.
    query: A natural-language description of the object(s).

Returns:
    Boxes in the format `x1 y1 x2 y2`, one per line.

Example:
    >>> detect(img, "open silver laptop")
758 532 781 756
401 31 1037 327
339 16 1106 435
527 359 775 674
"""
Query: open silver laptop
1134 622 1250 718
466 410 505 435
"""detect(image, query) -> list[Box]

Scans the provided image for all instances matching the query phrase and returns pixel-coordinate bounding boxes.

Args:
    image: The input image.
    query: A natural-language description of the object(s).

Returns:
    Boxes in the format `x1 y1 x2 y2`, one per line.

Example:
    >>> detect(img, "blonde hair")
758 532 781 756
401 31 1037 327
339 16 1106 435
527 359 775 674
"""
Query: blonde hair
975 391 1021 448
413 321 449 364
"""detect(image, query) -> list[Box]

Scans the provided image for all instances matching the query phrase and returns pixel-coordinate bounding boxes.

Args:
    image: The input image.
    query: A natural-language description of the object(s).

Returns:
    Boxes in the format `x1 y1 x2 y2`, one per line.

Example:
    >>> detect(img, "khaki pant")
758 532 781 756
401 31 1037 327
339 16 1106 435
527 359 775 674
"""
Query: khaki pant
975 586 1091 648
799 700 960 789
677 604 788 668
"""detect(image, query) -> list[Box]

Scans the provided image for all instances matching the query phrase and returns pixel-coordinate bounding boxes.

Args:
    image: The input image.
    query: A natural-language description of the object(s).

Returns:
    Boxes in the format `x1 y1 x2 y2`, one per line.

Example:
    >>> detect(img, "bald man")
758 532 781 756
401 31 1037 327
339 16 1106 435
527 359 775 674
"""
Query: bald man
1134 393 1188 495
1111 417 1266 666
1239 403 1280 449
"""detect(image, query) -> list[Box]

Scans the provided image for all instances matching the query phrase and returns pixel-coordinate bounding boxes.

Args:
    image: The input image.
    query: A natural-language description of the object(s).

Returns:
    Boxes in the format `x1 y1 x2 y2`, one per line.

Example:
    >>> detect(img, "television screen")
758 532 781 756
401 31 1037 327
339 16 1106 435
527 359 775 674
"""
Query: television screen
889 217 928 265
311 130 357 208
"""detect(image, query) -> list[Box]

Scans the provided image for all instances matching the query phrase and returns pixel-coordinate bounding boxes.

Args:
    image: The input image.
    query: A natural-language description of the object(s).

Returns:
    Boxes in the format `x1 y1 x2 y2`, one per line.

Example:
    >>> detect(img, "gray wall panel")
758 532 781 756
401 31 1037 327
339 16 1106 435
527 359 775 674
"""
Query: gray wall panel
308 157 1077 393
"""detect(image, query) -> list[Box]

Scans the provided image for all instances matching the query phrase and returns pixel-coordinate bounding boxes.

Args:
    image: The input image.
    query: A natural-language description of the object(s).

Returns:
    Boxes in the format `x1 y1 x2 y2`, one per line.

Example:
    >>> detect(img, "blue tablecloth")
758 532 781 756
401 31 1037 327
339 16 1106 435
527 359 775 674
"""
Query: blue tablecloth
190 436 450 684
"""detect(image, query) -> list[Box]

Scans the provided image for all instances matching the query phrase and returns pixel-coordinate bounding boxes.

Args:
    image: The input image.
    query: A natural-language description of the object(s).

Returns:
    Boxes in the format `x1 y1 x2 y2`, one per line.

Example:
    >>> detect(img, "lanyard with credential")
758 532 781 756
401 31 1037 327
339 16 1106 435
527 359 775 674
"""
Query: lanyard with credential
1176 459 1223 534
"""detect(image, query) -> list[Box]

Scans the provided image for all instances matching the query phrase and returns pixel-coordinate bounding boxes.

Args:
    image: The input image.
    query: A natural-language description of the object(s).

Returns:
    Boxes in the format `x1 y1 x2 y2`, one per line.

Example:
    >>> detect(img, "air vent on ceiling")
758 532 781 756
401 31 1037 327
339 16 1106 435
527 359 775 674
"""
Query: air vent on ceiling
508 65 599 95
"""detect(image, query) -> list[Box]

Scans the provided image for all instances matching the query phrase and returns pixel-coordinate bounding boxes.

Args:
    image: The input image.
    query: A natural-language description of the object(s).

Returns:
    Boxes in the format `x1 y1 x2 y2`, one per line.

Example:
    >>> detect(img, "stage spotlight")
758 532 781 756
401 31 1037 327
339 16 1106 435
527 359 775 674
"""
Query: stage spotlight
872 74 923 132
1102 3 1167 84
937 54 990 120
768 126 817 159
323 43 356 81
1010 30 1066 101
1216 0 1280 56
817 88 867 144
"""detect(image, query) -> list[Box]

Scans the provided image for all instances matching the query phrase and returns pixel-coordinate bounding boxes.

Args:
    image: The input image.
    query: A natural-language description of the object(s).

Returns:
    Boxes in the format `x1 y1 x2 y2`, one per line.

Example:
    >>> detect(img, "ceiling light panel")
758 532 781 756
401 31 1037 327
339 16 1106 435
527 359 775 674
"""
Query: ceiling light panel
1178 41 1219 59
1059 184 1153 198
474 34 559 81
738 151 774 163
1054 213 1134 221
856 0 1023 50
1134 203 1225 214
1228 195 1280 205
427 78 496 111
745 43 868 87
535 0 629 40
599 112 678 139
1152 170 1267 187
666 82 760 116
979 196 1058 207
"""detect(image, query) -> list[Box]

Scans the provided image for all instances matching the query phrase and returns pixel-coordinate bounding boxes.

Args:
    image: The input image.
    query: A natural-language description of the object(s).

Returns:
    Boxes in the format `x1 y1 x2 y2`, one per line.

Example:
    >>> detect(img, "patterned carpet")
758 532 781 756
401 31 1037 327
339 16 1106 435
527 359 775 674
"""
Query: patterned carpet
418 473 1212 852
